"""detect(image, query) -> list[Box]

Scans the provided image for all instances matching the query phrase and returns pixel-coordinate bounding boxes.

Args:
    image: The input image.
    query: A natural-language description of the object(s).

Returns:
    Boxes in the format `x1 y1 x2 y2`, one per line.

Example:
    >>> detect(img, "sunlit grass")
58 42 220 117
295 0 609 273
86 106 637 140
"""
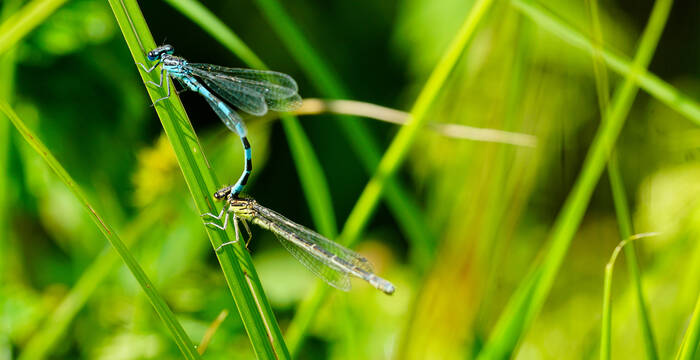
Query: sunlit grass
588 0 658 357
0 102 201 359
478 0 673 357
1 0 699 358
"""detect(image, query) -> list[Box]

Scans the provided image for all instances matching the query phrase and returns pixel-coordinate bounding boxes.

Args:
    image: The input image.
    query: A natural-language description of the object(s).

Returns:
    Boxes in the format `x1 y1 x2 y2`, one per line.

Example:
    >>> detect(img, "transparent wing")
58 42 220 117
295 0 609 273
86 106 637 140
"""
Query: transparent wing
202 93 248 136
257 204 375 274
189 64 298 96
194 69 268 116
188 64 301 114
266 93 303 113
268 223 352 291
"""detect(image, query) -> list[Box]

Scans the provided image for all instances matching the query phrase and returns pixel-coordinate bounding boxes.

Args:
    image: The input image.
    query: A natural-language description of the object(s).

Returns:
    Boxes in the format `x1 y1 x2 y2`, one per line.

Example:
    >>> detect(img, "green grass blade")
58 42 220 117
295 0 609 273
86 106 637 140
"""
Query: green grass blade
676 293 700 360
162 0 264 69
0 0 22 290
600 234 658 360
163 0 337 238
285 0 496 352
600 248 616 360
0 102 202 359
278 114 338 236
0 0 68 56
18 204 165 360
607 155 659 360
341 0 494 254
511 0 700 126
107 1 289 358
252 0 436 268
477 0 673 358
587 1 658 358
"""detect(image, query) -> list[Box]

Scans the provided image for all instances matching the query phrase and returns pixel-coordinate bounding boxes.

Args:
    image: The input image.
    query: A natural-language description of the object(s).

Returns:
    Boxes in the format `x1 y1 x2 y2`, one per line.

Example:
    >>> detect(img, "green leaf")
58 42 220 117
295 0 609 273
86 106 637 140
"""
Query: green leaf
512 0 700 126
251 0 436 270
0 102 202 359
477 0 674 358
18 204 166 360
106 1 290 358
676 293 700 360
586 0 658 358
286 0 497 352
0 0 68 56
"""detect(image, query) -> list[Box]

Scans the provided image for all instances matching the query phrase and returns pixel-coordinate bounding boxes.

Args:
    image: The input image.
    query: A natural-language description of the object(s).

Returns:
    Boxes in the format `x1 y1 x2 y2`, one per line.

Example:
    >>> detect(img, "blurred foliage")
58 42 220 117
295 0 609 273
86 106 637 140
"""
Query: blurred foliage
1 0 699 359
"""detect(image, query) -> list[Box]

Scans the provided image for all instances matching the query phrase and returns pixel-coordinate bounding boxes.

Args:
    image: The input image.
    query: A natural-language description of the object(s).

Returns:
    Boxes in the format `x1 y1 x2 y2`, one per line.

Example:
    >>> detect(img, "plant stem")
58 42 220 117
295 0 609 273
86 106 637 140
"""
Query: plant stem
677 292 700 360
0 0 68 56
0 103 202 359
285 0 496 352
477 0 673 357
512 0 700 125
586 0 658 357
107 0 289 358
252 0 437 271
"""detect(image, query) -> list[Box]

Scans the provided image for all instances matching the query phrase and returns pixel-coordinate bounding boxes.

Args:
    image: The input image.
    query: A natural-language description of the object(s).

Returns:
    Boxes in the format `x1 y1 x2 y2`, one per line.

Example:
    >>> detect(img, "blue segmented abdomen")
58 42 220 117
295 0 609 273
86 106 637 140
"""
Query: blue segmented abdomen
175 74 252 197
198 89 248 137
231 136 252 196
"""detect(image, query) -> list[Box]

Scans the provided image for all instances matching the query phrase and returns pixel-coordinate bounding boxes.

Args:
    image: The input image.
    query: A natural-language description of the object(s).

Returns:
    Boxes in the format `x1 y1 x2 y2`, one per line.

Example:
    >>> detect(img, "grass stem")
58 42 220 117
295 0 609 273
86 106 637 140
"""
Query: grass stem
0 102 202 359
107 0 290 357
478 0 673 357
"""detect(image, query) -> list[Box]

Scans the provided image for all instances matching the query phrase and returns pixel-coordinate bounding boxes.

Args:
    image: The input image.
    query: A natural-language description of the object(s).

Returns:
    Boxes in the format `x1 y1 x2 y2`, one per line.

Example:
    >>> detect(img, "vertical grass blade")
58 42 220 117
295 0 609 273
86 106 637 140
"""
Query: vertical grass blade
600 234 659 360
0 0 68 56
252 0 436 269
600 253 614 360
0 0 22 290
511 0 700 126
606 141 659 360
477 0 673 358
341 0 494 257
163 0 337 238
278 114 338 236
0 103 202 359
587 1 658 358
285 0 496 353
107 1 289 358
676 293 700 360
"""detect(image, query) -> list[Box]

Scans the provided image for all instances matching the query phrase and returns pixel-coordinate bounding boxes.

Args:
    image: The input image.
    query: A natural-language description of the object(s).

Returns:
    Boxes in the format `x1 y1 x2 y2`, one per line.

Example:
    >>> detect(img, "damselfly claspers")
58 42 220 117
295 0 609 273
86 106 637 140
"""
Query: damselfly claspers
201 194 395 295
138 44 302 198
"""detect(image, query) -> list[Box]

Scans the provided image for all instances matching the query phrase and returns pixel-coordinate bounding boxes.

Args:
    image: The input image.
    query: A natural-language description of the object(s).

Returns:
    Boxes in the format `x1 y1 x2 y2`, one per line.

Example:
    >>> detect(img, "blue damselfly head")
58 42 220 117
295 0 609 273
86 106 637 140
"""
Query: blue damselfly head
147 44 175 61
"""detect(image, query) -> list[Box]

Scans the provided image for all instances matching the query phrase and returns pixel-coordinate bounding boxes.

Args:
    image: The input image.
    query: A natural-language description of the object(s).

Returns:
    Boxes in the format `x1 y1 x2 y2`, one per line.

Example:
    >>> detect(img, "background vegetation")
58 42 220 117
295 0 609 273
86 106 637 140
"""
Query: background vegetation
1 0 699 359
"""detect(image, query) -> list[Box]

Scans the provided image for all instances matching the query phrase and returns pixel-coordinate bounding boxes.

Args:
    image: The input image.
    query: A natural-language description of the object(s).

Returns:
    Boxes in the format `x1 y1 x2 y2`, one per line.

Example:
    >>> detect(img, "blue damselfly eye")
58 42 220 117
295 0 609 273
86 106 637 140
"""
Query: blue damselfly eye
147 45 175 61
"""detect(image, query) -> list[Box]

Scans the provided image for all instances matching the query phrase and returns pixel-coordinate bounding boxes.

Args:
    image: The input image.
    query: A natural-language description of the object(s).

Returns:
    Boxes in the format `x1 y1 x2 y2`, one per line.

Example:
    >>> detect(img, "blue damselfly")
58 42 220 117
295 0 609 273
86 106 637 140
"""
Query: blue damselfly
138 44 302 198
202 195 395 295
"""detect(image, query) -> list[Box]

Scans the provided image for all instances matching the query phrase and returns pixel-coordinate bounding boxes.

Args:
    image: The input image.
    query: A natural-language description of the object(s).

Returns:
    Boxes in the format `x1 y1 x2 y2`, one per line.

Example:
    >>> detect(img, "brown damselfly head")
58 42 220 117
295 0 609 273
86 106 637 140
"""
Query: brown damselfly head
213 186 231 200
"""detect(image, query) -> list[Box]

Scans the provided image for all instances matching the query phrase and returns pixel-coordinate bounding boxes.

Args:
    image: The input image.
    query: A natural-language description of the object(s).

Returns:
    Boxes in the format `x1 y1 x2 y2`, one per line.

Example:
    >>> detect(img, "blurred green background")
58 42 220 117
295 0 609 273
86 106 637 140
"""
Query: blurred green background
1 0 699 359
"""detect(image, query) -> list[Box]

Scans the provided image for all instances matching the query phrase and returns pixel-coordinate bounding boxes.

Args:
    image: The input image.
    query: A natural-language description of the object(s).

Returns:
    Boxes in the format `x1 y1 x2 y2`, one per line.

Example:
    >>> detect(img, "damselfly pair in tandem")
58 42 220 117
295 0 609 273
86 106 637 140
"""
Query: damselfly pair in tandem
138 44 301 199
139 46 395 295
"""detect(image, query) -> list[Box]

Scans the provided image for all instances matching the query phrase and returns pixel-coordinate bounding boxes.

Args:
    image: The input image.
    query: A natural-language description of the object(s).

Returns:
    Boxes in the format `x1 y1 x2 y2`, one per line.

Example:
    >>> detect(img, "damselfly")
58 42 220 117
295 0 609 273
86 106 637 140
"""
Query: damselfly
138 44 302 198
201 195 395 295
